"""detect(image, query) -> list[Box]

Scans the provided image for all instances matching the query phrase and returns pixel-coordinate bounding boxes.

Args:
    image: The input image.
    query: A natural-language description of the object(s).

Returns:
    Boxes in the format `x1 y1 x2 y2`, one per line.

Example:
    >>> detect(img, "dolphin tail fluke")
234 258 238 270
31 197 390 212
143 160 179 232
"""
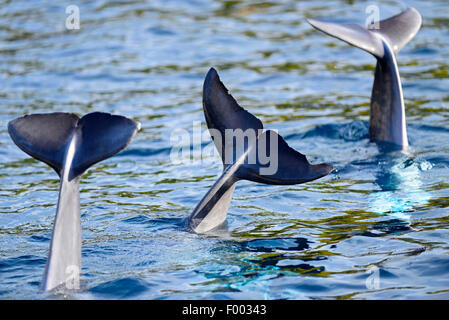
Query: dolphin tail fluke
307 7 422 58
189 68 333 233
203 68 333 185
307 8 421 148
188 68 263 233
8 112 141 180
8 112 140 292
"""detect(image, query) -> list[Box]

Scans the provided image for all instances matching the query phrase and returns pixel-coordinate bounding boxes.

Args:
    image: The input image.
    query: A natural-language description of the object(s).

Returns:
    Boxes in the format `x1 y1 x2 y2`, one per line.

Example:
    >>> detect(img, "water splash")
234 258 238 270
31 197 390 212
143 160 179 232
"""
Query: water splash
368 156 432 220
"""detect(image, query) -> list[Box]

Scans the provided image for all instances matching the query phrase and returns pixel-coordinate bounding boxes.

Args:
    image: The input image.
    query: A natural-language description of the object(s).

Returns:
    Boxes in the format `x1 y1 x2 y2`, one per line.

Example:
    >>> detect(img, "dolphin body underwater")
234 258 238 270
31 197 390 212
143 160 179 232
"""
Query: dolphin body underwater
187 68 333 233
307 7 422 148
8 112 140 292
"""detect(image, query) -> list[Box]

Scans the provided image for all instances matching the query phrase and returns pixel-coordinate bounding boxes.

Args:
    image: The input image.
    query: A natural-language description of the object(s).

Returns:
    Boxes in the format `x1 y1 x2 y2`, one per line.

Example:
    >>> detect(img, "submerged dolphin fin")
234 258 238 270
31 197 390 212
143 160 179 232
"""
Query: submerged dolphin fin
188 68 333 233
8 112 140 291
307 8 422 148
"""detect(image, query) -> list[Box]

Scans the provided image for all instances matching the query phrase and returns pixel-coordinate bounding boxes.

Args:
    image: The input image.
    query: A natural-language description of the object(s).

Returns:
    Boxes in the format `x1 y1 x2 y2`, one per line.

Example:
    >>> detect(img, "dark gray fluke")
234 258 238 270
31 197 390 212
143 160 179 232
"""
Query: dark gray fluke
307 7 422 148
8 112 140 292
188 68 333 233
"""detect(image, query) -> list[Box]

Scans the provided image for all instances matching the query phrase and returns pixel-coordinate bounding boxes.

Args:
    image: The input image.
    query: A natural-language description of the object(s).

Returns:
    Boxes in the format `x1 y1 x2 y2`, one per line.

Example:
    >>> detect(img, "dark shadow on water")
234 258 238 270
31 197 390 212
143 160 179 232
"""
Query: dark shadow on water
118 146 172 157
29 234 50 242
239 237 310 253
211 237 311 255
303 120 369 141
414 124 449 134
372 218 415 235
285 120 369 142
0 255 46 272
123 214 186 232
293 121 449 144
122 214 153 224
239 238 326 275
89 277 150 299
198 237 325 294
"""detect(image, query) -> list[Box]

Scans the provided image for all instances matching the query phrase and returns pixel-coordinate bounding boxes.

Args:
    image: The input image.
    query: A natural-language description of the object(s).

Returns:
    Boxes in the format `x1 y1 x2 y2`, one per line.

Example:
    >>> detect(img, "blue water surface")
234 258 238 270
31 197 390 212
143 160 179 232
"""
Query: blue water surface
0 0 448 299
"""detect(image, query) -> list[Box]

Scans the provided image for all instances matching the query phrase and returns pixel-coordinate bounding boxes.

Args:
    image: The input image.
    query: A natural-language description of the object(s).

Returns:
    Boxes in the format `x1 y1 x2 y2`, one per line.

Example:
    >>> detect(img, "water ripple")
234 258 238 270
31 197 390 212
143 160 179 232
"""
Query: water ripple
0 0 448 300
